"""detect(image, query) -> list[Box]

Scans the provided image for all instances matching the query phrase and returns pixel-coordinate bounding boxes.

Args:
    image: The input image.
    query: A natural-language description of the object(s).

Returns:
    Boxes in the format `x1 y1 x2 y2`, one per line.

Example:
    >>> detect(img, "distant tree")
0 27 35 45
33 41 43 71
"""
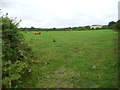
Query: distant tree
23 27 27 30
96 27 101 30
91 28 94 30
102 25 109 29
73 27 77 30
30 26 35 31
108 21 116 29
31 26 35 29
77 27 83 31
53 27 56 30
84 26 90 30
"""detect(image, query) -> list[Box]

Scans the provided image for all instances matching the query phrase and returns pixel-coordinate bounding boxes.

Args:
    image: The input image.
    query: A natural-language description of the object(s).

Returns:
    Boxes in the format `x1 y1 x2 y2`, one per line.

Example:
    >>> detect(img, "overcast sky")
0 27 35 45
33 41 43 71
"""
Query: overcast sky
0 0 120 28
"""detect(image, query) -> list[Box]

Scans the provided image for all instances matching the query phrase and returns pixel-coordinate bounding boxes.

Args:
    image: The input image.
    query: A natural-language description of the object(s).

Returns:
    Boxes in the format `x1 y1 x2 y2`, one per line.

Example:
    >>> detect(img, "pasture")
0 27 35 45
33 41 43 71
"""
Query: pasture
21 30 118 88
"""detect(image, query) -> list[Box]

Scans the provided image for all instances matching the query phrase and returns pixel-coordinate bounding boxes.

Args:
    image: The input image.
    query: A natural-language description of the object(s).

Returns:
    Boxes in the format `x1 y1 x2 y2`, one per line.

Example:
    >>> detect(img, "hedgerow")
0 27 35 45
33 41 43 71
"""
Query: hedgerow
2 13 33 88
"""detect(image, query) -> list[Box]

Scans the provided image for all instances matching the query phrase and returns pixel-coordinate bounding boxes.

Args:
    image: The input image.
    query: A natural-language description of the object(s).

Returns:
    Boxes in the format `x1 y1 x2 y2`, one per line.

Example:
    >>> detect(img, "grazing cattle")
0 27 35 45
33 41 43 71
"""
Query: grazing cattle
34 32 41 35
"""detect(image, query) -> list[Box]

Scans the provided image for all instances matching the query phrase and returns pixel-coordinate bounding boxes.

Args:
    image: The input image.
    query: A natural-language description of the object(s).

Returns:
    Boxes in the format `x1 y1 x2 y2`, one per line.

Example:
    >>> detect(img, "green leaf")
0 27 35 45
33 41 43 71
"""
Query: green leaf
11 73 21 80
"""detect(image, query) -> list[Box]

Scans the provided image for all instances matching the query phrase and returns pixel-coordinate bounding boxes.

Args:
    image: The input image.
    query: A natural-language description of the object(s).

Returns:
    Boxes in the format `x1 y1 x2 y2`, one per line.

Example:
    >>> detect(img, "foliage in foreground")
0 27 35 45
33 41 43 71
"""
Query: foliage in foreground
114 20 120 86
2 13 33 88
114 20 120 31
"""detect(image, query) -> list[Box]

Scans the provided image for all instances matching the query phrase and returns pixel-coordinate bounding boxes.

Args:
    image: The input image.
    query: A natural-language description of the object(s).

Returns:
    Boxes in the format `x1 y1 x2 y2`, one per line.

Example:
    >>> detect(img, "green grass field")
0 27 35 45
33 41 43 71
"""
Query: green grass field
21 30 118 88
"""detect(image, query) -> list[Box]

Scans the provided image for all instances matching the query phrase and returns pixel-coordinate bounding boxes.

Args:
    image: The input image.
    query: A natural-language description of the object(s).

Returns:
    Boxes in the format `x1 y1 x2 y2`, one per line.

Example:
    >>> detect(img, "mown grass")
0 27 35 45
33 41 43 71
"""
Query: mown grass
21 30 118 88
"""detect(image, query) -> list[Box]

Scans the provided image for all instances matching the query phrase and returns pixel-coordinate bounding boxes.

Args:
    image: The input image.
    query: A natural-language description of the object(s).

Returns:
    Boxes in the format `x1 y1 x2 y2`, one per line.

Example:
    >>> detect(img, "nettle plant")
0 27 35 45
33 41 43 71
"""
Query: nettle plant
2 13 32 88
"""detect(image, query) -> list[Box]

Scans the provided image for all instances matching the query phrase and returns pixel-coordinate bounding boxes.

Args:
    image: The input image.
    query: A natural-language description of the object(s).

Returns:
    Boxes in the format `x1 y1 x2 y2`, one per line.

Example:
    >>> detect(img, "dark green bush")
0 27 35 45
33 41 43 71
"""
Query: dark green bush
2 13 32 88
114 20 120 31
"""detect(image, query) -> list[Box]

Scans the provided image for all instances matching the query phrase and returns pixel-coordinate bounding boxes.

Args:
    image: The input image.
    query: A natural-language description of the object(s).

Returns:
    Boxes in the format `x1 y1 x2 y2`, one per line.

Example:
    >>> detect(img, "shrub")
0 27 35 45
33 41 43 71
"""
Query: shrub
114 20 120 31
2 13 32 88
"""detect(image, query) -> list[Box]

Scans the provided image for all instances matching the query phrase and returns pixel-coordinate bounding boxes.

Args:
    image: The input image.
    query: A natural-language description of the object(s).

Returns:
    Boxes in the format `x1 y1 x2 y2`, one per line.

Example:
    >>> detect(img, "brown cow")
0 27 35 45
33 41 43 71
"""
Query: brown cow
34 32 41 35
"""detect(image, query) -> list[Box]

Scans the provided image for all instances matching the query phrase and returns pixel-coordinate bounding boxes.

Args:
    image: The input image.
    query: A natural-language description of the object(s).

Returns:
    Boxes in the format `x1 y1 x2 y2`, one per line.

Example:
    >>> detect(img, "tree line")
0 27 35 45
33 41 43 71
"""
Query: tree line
19 25 109 31
18 20 120 31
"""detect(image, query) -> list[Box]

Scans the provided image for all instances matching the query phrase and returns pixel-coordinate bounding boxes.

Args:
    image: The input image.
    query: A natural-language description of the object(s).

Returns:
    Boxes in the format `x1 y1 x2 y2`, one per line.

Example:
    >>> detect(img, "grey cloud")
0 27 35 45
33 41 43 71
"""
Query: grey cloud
1 0 119 28
0 0 12 8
